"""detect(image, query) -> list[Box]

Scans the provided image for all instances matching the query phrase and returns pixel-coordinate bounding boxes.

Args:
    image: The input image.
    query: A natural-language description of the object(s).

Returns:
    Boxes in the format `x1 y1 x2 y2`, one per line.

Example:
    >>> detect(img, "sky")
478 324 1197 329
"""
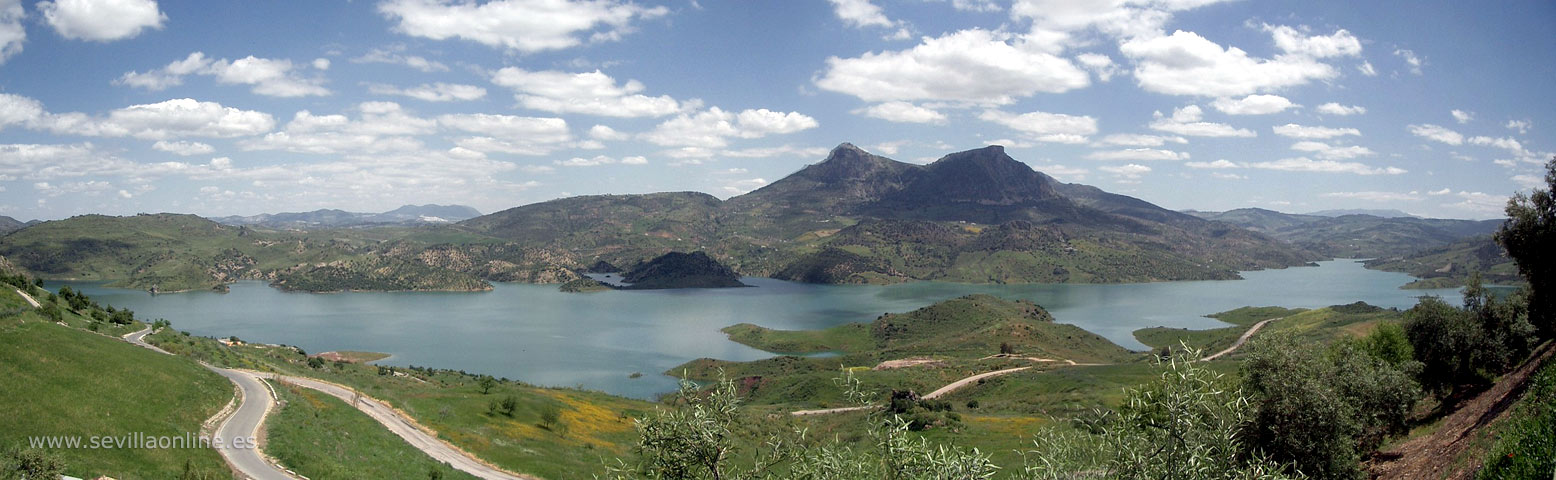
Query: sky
0 0 1551 221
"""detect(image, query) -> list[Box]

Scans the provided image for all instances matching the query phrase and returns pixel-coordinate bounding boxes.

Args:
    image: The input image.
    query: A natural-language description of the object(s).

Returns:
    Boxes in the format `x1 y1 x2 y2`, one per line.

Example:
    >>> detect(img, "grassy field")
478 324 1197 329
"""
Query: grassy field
147 329 654 479
1133 304 1398 357
265 381 481 480
0 289 230 479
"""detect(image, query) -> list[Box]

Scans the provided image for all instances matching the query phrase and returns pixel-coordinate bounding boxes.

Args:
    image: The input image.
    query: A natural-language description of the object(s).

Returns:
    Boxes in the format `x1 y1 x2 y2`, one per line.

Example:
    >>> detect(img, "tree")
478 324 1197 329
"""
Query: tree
307 356 325 369
2 447 65 480
477 375 497 395
1497 156 1555 337
498 395 518 417
1022 346 1294 480
1403 296 1485 395
1463 274 1535 373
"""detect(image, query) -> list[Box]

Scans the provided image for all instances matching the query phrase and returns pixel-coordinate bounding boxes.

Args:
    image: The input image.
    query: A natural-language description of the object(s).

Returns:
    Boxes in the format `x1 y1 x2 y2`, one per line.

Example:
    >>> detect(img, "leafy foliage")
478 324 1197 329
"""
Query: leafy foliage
1496 156 1556 338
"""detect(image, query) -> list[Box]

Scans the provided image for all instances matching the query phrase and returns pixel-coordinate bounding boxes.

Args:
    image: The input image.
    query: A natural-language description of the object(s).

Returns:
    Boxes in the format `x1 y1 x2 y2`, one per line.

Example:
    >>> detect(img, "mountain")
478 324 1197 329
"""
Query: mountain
1363 235 1521 288
1186 208 1501 258
213 204 482 229
1306 209 1418 218
618 251 748 289
0 216 29 236
465 143 1322 285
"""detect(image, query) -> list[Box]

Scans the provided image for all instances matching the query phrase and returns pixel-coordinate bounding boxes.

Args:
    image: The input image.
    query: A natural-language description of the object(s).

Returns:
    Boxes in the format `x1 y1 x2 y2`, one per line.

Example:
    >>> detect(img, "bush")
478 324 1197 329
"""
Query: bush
1477 360 1556 479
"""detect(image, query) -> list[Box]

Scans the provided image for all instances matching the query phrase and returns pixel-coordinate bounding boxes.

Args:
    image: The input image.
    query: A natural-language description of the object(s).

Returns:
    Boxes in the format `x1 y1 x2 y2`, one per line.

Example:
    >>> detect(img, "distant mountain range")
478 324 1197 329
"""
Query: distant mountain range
0 143 1517 292
211 204 482 228
1304 209 1418 218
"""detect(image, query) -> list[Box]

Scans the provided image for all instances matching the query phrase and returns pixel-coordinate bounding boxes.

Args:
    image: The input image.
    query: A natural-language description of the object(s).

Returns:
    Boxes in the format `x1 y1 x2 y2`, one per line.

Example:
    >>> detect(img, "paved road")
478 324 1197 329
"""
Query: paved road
13 288 39 308
1199 317 1285 361
122 328 298 480
261 372 536 480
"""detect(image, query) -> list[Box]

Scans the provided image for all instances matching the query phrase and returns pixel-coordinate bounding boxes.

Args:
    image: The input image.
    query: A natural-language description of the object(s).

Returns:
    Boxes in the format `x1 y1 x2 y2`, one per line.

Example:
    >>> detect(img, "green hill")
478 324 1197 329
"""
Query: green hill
1363 235 1521 289
0 291 230 479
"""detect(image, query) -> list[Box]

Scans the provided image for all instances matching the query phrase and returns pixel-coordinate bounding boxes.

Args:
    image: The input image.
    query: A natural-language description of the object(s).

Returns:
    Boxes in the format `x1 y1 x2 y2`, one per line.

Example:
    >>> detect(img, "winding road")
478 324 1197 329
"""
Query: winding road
13 287 40 308
1199 316 1284 362
123 328 299 480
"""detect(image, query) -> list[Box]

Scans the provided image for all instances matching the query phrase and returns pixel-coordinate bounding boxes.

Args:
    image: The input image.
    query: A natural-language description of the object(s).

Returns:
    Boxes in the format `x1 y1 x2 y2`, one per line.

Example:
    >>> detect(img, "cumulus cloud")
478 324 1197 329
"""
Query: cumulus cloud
1395 48 1423 75
1406 123 1463 145
1273 123 1361 139
368 82 487 102
1290 141 1375 160
1010 0 1236 40
854 101 947 124
0 0 24 65
351 45 448 72
1512 174 1544 190
1245 157 1405 175
640 107 818 148
1085 148 1188 161
0 93 44 129
721 177 768 195
555 155 645 167
1506 120 1531 134
239 102 441 155
151 140 214 156
828 0 894 28
1097 133 1186 147
1450 109 1474 124
1441 191 1506 217
815 28 1089 104
979 109 1097 143
438 113 574 156
1149 105 1256 137
491 67 681 118
1210 94 1296 115
42 98 276 140
1261 23 1361 58
39 0 165 42
1185 159 1239 169
1074 53 1118 81
1120 29 1341 97
116 52 330 97
1099 163 1151 181
1315 102 1365 116
588 124 628 141
378 0 668 53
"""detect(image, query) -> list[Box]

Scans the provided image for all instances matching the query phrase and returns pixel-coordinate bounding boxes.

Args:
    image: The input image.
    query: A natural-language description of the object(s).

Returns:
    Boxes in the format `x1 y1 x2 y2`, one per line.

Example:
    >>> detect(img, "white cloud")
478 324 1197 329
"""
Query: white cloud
1009 0 1235 40
1441 191 1506 217
1274 123 1361 139
0 93 44 129
854 101 947 124
828 0 894 28
1261 23 1362 58
0 0 24 65
1149 105 1256 137
39 0 165 42
312 58 330 70
1099 163 1151 180
351 46 448 72
948 0 1000 13
1315 102 1365 116
815 28 1089 104
1356 61 1377 76
1185 159 1239 169
556 155 641 167
1468 135 1524 154
42 98 276 140
1120 30 1340 97
588 124 628 141
1210 94 1296 115
1210 172 1246 180
368 82 487 102
641 107 818 148
1245 157 1406 175
1321 191 1419 202
239 102 438 155
437 113 572 155
491 67 681 118
979 109 1097 143
116 52 329 97
151 140 214 156
1097 133 1186 147
720 145 830 159
1075 53 1118 82
1406 124 1463 145
1395 48 1423 75
378 0 668 53
721 177 768 195
1512 175 1544 190
1451 109 1474 124
1428 188 1452 195
1085 148 1188 161
1290 141 1375 160
1032 163 1087 181
1506 120 1531 134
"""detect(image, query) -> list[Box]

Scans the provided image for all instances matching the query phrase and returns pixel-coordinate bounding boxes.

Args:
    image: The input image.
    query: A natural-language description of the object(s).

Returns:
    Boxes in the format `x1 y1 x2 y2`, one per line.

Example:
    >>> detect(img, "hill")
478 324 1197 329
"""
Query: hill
618 251 747 289
0 292 231 478
213 204 482 229
1186 208 1500 258
0 215 29 235
1362 235 1522 288
1306 209 1418 218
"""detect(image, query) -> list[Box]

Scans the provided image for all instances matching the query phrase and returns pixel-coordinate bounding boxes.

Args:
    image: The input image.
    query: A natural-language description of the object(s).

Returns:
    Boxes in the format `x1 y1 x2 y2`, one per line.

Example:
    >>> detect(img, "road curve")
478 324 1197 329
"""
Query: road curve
122 328 299 480
258 372 537 480
1199 317 1285 362
791 366 1037 416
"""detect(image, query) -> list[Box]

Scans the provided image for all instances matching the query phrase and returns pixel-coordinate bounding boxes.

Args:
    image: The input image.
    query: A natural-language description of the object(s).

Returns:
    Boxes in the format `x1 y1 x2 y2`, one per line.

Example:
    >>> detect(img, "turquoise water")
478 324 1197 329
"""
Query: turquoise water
53 260 1462 399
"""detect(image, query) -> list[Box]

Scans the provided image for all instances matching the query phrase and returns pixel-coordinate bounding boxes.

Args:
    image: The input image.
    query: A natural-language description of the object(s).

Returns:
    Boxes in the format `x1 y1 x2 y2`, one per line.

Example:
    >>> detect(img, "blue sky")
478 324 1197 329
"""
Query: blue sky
0 0 1551 220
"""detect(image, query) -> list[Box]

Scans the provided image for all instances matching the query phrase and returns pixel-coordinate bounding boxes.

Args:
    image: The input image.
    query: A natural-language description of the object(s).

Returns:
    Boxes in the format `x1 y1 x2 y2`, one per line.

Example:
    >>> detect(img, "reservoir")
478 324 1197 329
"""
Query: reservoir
54 259 1464 400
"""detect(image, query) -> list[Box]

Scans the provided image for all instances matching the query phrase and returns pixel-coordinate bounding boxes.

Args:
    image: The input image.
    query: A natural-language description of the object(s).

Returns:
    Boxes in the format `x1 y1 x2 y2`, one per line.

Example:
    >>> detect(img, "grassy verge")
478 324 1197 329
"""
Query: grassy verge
0 292 229 479
1475 356 1556 479
265 380 480 480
